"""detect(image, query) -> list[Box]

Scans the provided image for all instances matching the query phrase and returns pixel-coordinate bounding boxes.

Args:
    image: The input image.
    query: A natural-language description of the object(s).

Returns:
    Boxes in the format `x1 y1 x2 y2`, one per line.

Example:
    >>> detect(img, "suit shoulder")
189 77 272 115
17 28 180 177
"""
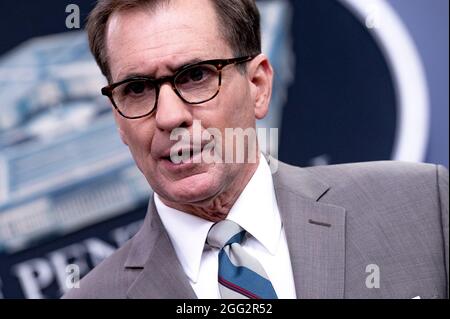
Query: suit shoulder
62 239 137 299
275 160 444 196
298 161 446 222
274 160 447 216
305 161 442 189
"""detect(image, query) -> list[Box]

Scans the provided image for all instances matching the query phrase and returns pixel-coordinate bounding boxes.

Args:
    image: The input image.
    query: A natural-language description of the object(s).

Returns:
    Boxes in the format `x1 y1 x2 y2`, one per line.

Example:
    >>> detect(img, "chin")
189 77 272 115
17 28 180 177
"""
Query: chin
157 172 222 204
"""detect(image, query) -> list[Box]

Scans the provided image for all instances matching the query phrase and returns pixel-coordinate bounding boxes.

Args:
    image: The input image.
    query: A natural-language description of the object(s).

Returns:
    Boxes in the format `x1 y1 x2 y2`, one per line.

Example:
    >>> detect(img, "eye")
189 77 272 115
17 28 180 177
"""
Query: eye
188 67 205 82
124 81 147 95
176 65 215 85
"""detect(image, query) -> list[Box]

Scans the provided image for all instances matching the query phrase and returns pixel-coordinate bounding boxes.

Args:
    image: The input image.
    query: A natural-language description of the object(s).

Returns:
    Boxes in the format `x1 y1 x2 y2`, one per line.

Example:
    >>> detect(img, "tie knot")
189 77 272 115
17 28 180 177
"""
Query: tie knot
206 220 245 249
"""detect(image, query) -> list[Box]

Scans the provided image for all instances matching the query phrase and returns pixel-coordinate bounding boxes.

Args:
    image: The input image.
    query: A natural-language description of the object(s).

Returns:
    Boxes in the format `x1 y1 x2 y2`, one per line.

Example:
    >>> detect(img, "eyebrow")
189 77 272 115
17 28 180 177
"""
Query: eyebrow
117 57 204 83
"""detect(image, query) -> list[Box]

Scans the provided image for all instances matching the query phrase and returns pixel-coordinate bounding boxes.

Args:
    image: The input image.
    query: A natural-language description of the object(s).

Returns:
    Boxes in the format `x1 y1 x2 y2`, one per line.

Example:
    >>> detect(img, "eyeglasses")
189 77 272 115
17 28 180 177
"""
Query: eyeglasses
101 55 258 119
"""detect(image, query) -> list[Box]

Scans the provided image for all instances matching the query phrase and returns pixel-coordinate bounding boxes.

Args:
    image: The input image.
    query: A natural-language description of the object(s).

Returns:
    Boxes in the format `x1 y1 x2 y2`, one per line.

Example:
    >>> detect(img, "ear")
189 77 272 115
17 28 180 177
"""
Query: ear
247 54 273 120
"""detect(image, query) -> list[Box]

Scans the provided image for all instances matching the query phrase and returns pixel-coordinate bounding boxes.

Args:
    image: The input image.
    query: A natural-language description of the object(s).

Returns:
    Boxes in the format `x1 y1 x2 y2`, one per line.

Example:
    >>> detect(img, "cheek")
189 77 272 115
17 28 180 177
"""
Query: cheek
227 98 254 129
120 121 155 166
216 83 253 127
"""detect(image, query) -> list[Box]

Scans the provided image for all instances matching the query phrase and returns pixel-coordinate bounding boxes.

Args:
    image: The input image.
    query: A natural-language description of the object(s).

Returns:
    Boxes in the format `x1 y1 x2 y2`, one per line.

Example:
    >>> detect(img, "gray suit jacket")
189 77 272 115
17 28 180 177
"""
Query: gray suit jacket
63 159 449 299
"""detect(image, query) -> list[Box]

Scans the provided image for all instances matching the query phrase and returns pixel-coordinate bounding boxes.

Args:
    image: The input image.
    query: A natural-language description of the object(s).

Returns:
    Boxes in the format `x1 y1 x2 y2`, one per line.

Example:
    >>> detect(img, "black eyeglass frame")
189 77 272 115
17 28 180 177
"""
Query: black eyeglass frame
101 54 259 119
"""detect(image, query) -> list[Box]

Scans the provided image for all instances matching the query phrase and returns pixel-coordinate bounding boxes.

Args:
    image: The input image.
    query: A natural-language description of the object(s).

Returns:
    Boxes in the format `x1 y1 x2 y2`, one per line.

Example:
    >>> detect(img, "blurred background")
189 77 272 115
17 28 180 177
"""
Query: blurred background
0 0 448 298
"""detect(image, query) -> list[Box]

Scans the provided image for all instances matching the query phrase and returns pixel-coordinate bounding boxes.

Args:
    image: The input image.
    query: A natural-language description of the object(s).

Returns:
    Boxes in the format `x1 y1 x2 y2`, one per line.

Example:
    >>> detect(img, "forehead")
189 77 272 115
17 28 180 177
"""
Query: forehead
106 0 231 81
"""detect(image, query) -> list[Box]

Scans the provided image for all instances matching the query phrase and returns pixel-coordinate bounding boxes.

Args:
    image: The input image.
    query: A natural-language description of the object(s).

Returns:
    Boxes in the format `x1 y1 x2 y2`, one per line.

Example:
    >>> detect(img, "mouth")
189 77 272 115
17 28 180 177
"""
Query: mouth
161 146 205 165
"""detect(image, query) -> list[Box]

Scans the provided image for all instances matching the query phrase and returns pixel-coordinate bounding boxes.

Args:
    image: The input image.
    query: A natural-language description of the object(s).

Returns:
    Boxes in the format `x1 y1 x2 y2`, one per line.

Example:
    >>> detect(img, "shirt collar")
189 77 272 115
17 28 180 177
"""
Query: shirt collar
227 156 282 256
154 155 282 283
154 193 213 283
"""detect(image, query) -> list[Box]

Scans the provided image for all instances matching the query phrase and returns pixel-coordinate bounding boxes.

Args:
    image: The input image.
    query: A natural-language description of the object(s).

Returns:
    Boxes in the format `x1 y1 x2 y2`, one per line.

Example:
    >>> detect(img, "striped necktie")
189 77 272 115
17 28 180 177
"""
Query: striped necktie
206 220 278 299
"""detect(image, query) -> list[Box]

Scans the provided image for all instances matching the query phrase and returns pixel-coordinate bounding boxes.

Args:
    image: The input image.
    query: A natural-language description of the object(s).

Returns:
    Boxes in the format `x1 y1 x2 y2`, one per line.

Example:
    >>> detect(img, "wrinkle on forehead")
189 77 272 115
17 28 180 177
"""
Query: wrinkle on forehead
105 0 230 82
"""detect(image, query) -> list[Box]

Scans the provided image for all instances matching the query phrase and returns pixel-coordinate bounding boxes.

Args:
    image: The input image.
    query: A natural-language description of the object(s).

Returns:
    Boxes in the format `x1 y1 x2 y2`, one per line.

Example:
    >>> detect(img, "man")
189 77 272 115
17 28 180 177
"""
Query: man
63 0 448 299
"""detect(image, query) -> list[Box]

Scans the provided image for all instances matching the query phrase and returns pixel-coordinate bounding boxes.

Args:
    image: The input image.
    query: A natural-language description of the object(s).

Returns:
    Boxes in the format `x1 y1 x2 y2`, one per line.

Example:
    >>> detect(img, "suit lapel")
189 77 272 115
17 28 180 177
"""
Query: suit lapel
125 197 197 299
271 158 346 298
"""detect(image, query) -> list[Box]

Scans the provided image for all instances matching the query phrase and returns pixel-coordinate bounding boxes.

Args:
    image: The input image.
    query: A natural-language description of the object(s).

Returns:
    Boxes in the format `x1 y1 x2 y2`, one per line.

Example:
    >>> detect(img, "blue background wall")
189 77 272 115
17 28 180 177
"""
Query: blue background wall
388 0 449 167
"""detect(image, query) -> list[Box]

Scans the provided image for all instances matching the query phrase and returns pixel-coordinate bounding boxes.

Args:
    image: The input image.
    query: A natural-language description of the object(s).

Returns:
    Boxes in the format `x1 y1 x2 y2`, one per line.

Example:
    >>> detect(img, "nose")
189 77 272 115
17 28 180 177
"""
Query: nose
155 83 193 131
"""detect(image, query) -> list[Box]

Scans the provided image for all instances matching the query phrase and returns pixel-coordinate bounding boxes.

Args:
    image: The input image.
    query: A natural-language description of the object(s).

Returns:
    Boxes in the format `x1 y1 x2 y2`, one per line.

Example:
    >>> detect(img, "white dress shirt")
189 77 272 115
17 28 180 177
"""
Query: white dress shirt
154 156 297 298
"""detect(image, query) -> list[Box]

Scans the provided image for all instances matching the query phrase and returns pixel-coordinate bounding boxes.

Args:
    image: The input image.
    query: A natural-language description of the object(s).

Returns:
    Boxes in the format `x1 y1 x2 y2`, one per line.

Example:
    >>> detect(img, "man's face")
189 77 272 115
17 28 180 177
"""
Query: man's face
106 0 263 208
